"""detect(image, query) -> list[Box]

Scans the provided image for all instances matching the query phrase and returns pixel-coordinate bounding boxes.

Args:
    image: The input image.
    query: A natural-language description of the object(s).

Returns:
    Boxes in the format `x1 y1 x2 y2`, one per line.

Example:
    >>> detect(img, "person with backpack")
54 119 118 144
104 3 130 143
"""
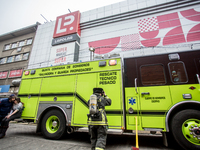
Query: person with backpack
87 88 112 150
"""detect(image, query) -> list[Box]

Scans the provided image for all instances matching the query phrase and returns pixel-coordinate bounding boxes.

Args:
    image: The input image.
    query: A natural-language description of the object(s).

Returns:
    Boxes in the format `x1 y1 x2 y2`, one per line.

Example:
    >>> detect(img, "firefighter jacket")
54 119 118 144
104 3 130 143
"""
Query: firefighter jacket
87 93 111 126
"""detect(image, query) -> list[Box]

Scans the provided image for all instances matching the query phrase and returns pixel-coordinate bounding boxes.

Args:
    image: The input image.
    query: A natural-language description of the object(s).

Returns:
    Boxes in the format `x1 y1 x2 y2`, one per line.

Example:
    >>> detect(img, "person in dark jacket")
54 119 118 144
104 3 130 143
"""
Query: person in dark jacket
0 97 23 139
0 94 16 125
87 88 111 150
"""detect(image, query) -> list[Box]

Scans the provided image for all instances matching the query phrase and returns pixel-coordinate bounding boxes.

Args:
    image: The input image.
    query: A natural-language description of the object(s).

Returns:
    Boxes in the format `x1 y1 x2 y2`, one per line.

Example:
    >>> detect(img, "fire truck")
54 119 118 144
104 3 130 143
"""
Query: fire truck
18 50 200 150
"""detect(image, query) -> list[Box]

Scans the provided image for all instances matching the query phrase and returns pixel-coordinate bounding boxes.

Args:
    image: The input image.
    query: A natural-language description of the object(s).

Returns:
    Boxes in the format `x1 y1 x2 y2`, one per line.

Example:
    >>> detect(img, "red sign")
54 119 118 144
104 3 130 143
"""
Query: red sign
53 11 81 38
0 71 8 79
9 69 23 78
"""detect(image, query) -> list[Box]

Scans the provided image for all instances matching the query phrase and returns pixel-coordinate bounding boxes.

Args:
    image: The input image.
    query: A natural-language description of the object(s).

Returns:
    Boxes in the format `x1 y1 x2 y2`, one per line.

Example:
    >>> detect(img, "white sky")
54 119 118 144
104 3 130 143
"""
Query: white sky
0 0 124 35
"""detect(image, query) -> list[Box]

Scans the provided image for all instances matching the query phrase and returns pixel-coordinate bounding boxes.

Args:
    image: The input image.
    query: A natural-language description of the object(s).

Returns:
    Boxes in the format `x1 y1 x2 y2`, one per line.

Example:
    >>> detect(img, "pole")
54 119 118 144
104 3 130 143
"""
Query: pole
132 116 139 150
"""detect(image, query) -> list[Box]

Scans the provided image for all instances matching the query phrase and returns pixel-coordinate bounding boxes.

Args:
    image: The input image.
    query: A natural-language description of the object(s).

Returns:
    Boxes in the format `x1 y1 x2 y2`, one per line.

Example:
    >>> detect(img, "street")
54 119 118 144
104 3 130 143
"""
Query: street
0 123 180 150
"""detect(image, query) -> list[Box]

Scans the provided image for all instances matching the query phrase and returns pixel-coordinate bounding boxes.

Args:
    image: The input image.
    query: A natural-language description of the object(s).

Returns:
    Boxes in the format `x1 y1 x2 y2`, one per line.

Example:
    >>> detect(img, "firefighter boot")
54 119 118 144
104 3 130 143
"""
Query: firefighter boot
0 126 8 139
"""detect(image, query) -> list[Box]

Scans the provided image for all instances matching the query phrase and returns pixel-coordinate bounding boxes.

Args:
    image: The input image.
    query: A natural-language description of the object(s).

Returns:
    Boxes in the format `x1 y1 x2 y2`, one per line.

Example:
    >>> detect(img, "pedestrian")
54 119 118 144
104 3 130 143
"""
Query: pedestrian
87 88 112 150
0 94 16 125
0 97 23 139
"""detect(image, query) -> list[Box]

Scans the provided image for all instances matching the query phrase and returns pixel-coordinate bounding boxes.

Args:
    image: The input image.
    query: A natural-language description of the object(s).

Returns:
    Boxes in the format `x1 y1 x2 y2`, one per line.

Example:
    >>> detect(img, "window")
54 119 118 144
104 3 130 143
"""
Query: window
140 64 166 85
7 56 14 63
17 47 22 52
168 62 188 83
4 38 33 51
15 54 22 61
4 44 10 50
0 58 7 64
11 43 17 49
22 53 29 60
27 38 33 45
19 40 25 47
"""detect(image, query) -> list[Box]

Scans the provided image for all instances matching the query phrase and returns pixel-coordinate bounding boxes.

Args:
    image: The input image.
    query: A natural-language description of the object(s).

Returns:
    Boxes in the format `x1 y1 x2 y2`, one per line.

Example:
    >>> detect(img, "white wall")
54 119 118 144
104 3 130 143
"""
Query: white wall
28 22 55 69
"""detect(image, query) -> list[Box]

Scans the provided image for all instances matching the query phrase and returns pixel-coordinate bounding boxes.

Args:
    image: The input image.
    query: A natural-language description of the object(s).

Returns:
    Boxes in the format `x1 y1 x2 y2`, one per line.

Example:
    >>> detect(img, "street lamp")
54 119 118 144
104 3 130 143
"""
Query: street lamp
89 47 95 60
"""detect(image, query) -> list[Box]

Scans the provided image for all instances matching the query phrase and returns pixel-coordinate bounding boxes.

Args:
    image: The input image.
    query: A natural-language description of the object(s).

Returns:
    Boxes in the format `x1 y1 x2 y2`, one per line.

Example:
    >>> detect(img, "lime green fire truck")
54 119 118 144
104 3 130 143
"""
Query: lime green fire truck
18 50 200 150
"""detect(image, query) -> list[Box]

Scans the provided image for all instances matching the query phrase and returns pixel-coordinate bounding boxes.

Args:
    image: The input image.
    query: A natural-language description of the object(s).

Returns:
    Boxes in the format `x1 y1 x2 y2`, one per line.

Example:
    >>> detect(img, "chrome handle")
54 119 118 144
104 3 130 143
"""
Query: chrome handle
196 74 200 85
135 78 138 94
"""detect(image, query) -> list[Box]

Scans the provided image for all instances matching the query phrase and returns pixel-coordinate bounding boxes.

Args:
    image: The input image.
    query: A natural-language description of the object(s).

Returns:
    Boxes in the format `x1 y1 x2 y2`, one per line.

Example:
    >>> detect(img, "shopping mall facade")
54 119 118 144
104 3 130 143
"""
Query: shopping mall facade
28 0 200 69
0 0 200 94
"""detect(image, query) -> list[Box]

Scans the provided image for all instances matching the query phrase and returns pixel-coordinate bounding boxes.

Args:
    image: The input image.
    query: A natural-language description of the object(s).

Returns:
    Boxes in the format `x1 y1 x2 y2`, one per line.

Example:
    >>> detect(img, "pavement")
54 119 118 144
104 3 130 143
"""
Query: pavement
0 122 91 150
0 121 178 150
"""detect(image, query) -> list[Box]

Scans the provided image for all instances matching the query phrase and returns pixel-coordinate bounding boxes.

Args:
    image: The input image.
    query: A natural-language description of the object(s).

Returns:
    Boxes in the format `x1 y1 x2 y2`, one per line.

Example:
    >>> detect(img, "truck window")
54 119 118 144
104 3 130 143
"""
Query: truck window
140 64 166 86
168 61 188 84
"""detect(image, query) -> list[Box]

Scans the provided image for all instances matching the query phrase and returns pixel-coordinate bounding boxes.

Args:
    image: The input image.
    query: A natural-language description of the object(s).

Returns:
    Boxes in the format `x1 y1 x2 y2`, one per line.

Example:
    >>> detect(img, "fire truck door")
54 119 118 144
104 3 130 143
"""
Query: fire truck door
73 73 97 125
124 59 140 128
138 63 172 128
19 78 42 118
97 70 123 128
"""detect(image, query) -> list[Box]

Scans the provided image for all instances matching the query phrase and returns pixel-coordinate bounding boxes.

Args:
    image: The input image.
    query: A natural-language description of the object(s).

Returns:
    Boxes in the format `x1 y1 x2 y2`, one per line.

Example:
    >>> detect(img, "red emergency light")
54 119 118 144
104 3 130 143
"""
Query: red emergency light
25 71 30 75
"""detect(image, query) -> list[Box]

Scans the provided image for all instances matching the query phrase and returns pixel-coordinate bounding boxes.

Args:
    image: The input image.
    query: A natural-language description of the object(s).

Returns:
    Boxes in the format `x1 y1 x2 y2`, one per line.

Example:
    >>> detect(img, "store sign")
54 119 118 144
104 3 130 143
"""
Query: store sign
53 11 81 38
50 42 78 66
0 85 10 93
9 69 23 78
52 33 80 46
49 42 79 66
0 71 8 79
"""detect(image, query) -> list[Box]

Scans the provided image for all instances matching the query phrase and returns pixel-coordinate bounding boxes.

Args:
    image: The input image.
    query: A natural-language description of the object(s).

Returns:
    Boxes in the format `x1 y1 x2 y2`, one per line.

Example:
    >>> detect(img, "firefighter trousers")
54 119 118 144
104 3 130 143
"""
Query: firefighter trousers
89 125 107 150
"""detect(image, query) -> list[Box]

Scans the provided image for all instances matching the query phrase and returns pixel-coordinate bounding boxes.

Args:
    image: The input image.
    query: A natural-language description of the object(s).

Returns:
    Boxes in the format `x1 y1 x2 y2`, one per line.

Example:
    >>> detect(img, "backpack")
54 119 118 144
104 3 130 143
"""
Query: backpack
88 94 103 121
89 94 98 116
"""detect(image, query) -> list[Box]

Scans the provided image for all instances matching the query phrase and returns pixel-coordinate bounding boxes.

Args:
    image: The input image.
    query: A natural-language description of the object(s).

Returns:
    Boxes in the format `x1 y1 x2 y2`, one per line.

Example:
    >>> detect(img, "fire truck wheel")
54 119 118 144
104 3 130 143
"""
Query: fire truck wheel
171 109 200 150
41 109 66 140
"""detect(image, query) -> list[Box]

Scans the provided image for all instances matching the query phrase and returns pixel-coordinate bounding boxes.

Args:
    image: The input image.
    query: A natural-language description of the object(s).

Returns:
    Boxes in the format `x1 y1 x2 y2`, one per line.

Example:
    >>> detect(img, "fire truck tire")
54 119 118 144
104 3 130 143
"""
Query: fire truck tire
171 109 200 150
41 109 66 140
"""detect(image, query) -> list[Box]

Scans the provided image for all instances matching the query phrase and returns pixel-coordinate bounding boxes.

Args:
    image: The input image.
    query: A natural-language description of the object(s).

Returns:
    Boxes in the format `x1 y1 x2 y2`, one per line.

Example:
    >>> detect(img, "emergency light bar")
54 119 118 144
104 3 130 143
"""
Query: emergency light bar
31 70 36 75
109 60 117 66
25 71 30 75
99 61 106 67
168 53 180 61
99 60 117 67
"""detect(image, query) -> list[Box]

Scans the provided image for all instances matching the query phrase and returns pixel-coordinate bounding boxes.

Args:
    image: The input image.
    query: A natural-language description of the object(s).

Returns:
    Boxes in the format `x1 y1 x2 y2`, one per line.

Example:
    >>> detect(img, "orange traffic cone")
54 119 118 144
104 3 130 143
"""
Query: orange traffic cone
132 116 139 150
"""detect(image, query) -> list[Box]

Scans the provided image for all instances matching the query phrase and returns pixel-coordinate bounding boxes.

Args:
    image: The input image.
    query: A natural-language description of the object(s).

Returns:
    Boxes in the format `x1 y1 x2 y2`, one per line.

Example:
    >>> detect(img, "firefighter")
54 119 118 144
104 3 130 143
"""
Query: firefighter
87 88 111 150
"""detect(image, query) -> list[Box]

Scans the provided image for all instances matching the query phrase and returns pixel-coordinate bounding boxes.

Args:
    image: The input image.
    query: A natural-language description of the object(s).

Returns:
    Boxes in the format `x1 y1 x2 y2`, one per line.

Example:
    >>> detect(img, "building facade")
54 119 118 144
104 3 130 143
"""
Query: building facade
27 0 200 69
0 23 40 95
